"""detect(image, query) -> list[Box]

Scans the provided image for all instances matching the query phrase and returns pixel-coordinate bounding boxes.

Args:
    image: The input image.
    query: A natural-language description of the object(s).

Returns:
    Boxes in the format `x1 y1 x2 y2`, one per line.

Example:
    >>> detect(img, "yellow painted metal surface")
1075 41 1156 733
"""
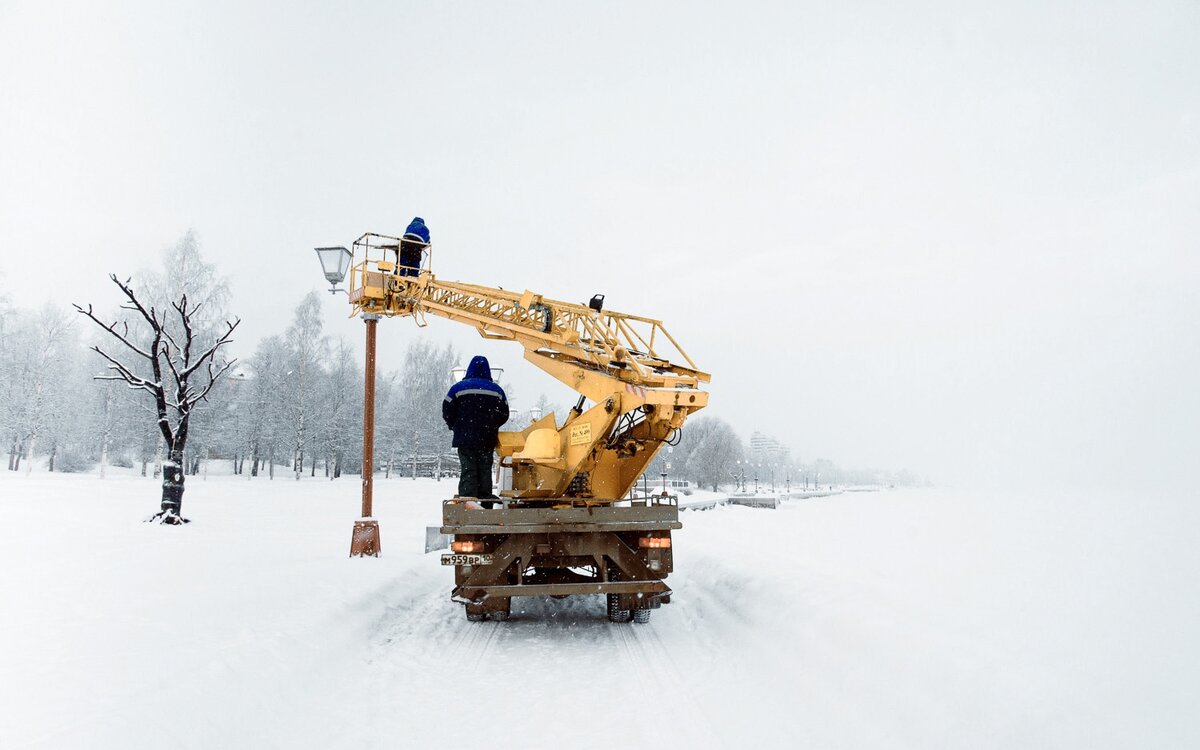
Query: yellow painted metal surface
345 231 710 503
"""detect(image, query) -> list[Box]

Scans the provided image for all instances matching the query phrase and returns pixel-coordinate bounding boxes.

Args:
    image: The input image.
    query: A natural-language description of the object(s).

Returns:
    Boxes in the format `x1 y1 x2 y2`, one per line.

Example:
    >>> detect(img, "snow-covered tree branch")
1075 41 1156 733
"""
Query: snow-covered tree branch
75 273 240 523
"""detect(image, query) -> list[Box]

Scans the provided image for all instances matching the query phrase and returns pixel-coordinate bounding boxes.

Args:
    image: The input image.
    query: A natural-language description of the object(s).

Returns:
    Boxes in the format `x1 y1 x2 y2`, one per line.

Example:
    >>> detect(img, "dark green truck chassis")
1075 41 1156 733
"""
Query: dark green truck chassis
440 498 682 623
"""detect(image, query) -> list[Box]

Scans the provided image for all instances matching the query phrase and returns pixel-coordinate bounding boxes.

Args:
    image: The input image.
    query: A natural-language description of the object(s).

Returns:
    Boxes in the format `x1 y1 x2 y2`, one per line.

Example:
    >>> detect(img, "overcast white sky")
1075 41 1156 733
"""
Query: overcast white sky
1 1 1197 489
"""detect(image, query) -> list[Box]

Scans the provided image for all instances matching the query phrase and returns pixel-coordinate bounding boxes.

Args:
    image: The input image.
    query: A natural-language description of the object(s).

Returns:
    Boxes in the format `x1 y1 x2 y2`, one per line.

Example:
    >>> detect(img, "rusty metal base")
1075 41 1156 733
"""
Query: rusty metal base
350 519 381 557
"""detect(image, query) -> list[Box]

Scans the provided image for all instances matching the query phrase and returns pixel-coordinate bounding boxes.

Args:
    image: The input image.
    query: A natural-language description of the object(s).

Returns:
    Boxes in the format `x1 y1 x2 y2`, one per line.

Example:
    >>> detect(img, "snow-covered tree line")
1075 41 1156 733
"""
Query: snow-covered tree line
1 302 85 473
642 416 921 492
0 233 464 481
0 232 922 490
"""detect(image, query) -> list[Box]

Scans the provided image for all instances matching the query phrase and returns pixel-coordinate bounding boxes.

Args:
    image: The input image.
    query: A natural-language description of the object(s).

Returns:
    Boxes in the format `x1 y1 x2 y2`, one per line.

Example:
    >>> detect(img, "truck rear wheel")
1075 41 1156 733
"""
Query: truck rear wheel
633 608 652 624
607 593 631 623
466 610 486 622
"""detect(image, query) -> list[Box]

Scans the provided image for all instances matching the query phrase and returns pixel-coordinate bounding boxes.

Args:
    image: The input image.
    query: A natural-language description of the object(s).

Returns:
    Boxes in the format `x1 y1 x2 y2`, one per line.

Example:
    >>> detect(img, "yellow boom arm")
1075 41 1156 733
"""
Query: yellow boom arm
346 232 710 503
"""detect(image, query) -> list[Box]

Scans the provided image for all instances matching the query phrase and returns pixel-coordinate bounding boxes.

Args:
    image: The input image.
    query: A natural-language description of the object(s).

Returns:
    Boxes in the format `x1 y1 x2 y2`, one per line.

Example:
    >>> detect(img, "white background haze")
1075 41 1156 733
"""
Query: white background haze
1 0 1197 488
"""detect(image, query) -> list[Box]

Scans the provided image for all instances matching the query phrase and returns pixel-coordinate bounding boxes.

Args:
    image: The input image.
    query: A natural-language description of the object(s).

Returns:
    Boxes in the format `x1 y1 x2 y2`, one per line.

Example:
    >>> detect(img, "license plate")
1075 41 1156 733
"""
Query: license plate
441 553 495 566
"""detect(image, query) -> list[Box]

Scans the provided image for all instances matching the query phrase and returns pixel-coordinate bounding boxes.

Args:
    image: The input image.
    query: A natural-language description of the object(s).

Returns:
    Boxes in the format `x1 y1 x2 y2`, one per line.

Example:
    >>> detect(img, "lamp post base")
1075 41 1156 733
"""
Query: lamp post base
350 519 381 557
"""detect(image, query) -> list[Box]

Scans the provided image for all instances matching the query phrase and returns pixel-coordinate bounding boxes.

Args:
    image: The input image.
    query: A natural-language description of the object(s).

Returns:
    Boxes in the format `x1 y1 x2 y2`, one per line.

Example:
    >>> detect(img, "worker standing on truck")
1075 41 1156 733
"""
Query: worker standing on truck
443 355 509 507
398 216 429 276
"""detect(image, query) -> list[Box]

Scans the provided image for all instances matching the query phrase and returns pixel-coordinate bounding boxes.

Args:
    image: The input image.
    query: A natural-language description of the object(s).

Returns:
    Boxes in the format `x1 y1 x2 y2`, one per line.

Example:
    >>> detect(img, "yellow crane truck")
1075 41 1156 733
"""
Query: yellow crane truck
344 232 709 623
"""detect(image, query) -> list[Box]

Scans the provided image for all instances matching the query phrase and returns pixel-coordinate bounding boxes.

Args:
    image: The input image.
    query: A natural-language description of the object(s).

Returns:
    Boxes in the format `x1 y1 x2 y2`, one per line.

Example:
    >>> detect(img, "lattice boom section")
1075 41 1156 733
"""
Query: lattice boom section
422 284 554 335
414 278 707 382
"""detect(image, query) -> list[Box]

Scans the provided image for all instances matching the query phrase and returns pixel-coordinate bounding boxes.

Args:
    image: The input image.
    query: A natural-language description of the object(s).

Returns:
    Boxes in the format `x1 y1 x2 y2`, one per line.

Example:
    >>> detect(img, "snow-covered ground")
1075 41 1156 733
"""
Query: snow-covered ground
2 470 1197 749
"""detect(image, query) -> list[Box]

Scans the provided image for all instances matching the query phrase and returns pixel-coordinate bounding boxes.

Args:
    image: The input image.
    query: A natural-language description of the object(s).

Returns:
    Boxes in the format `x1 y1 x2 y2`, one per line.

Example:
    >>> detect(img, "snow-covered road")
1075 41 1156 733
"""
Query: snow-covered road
2 472 1197 749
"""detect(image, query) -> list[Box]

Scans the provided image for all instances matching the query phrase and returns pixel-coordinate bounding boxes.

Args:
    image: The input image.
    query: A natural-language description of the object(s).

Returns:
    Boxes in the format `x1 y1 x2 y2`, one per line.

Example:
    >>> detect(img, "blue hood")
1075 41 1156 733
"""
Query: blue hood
404 217 430 243
465 355 492 381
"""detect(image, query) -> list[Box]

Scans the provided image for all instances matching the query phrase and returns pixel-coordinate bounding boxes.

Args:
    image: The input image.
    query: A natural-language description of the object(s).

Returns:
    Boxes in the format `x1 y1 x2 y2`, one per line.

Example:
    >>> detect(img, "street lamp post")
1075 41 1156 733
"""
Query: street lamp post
315 247 380 557
351 313 381 556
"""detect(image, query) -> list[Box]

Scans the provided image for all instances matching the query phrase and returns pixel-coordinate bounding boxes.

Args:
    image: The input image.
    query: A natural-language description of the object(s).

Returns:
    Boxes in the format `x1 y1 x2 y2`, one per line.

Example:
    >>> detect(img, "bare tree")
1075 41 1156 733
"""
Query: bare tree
396 340 458 478
1 305 75 473
244 335 290 478
681 416 745 491
285 292 326 480
317 337 361 479
76 275 239 523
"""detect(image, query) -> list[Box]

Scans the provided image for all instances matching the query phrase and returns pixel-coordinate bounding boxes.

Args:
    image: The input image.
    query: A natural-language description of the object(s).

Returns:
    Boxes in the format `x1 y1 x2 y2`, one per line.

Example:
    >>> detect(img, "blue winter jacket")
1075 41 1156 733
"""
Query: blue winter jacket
443 356 509 449
403 217 430 244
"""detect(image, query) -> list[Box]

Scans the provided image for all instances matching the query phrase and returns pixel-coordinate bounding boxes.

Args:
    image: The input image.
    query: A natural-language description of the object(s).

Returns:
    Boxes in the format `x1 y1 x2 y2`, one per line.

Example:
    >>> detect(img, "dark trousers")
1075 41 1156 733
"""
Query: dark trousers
457 448 495 500
398 240 423 277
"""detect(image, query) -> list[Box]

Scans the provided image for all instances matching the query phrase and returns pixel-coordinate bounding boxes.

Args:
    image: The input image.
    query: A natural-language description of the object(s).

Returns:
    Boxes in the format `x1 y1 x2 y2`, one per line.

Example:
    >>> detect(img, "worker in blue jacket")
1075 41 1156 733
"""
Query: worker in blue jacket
398 216 429 276
443 355 509 505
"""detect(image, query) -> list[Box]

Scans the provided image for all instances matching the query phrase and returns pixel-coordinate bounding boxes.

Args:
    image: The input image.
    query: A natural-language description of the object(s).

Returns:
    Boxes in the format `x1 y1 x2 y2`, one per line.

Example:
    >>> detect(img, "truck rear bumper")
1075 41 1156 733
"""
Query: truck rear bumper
454 579 669 603
440 501 681 535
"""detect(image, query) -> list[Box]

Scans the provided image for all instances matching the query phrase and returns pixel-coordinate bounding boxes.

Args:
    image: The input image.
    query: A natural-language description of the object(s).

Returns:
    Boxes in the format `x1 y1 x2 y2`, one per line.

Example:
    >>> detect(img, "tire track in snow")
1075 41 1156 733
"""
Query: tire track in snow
362 569 731 747
451 618 502 670
608 607 721 746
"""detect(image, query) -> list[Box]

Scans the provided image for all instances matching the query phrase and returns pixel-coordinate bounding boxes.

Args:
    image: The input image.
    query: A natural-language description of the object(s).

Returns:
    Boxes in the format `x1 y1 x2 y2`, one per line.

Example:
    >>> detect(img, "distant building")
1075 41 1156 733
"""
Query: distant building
750 431 789 466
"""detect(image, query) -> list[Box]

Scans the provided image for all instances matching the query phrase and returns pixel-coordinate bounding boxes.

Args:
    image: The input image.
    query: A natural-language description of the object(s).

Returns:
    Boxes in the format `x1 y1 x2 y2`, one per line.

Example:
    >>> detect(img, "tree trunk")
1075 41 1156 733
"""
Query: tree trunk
24 433 37 476
100 389 113 479
294 413 305 481
159 448 186 522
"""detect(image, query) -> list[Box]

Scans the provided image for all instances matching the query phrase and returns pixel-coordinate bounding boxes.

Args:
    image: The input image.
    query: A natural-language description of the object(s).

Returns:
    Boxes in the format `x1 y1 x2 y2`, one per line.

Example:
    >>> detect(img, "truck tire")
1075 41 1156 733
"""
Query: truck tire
466 610 486 622
490 610 509 622
633 608 652 624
